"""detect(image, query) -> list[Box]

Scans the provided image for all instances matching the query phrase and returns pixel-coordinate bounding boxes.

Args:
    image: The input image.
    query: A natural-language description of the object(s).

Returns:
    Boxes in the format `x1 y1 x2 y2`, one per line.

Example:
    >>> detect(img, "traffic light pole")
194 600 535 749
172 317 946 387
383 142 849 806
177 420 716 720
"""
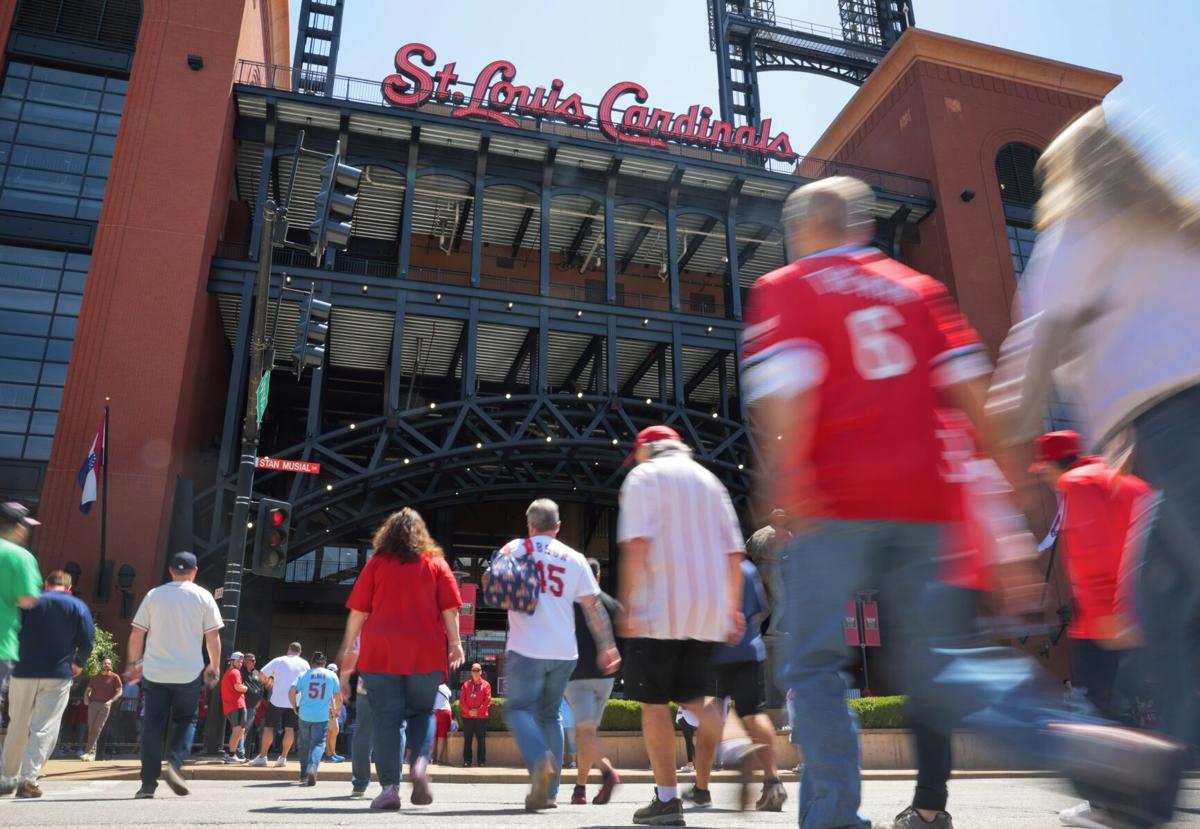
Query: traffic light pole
204 198 277 753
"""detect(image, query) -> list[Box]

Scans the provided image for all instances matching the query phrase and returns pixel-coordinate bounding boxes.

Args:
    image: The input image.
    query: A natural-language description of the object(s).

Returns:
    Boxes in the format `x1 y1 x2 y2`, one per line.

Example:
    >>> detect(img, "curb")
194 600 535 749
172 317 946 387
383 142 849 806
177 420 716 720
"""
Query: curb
38 759 1073 785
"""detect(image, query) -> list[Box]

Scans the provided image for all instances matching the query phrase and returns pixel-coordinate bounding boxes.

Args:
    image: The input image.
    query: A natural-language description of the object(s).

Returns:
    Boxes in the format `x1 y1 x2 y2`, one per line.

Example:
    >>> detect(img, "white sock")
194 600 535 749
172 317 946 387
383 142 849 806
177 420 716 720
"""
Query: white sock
657 785 678 802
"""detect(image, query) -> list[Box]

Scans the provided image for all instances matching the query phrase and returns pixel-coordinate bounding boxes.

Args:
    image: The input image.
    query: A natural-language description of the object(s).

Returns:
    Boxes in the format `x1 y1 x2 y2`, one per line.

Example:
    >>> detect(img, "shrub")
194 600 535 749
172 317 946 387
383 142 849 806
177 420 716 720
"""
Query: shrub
452 697 509 731
451 693 907 731
598 698 643 731
84 624 119 679
849 695 906 728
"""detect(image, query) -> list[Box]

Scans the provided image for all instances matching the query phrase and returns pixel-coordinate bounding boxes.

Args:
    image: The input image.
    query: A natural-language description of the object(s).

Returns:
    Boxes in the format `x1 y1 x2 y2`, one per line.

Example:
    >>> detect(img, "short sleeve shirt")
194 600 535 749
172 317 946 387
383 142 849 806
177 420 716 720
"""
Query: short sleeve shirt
292 667 340 723
1059 461 1153 638
346 552 462 675
261 654 310 708
714 559 767 664
0 538 41 661
131 580 223 684
741 247 989 522
504 536 599 661
221 668 246 713
88 672 122 704
617 450 745 642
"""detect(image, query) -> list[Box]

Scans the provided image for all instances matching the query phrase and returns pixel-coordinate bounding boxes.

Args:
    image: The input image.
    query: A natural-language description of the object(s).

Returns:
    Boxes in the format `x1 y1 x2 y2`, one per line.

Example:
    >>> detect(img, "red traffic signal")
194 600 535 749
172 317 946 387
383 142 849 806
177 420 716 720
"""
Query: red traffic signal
252 498 291 578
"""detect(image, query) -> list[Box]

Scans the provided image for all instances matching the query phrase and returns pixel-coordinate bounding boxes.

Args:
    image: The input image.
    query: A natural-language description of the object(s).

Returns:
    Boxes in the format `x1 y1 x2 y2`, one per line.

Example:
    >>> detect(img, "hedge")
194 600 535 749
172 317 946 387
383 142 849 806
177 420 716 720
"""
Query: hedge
452 695 906 731
848 695 906 729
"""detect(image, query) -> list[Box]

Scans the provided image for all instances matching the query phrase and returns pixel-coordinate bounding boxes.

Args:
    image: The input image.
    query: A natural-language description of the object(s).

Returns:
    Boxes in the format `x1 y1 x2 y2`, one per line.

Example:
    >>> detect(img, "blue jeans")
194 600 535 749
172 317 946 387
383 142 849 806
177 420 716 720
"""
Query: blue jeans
297 719 327 780
351 692 373 790
1132 384 1200 750
139 674 202 792
361 672 439 788
502 651 576 800
778 521 1079 829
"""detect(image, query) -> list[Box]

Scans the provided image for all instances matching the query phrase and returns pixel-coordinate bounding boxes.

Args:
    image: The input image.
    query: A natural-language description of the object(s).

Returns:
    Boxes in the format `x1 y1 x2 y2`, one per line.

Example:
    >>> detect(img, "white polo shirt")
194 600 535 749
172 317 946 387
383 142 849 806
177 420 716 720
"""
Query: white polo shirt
617 449 745 642
505 535 599 662
131 579 223 684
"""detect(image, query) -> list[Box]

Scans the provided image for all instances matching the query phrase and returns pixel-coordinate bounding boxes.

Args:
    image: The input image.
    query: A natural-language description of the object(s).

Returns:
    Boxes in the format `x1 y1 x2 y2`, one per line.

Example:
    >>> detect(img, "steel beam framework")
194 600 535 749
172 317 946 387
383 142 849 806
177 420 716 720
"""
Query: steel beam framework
192 392 750 581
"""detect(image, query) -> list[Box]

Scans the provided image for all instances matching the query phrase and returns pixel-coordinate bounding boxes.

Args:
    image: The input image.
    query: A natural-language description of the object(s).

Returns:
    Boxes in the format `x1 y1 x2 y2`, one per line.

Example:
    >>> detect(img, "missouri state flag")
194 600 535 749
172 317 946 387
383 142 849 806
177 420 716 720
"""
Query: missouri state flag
78 417 105 514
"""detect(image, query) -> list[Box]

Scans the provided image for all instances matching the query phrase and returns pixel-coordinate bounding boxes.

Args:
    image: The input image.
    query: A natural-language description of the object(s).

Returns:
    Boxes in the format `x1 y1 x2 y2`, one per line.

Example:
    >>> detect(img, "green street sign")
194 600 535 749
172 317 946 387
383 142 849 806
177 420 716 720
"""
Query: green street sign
256 370 271 425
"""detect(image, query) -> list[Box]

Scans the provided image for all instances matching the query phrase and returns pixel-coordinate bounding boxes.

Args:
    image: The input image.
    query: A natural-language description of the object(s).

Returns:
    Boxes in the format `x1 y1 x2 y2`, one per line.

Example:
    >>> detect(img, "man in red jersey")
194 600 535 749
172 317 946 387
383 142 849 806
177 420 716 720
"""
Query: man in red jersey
742 177 1184 829
1029 430 1155 829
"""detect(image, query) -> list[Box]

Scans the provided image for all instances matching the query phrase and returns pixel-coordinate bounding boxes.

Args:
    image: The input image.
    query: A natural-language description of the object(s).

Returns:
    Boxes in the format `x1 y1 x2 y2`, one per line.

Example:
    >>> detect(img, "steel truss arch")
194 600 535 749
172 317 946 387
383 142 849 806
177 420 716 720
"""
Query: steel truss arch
192 392 751 574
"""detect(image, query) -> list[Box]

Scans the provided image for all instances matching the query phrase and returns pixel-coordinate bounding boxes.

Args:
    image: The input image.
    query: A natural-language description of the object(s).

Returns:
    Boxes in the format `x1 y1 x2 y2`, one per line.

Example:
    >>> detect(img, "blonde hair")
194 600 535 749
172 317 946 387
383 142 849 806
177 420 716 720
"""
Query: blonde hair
1036 106 1200 244
371 507 443 562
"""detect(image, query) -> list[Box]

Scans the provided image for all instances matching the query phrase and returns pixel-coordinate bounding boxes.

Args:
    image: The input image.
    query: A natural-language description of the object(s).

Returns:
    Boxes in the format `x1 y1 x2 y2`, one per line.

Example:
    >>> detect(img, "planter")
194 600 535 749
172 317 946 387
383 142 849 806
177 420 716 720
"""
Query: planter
443 729 1038 771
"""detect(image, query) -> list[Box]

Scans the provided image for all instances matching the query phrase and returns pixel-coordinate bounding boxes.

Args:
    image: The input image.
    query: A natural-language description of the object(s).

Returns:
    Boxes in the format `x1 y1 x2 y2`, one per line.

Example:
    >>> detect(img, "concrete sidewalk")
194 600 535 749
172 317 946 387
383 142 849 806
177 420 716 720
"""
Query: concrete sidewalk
37 757 1064 784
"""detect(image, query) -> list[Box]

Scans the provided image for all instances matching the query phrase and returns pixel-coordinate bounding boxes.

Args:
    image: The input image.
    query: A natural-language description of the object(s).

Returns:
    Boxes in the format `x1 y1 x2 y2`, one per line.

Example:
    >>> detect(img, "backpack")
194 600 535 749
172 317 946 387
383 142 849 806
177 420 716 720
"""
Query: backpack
481 537 540 615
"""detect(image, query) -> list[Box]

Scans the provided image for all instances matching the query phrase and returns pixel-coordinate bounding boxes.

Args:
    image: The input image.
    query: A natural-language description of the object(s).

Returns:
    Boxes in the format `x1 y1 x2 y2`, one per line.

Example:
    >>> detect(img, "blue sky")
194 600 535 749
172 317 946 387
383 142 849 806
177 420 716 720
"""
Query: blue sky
288 0 1199 185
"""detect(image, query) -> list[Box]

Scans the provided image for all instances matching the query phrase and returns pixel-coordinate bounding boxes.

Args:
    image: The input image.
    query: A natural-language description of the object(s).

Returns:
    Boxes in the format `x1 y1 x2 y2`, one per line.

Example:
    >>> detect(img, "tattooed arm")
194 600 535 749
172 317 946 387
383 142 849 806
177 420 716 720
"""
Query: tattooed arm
579 593 620 675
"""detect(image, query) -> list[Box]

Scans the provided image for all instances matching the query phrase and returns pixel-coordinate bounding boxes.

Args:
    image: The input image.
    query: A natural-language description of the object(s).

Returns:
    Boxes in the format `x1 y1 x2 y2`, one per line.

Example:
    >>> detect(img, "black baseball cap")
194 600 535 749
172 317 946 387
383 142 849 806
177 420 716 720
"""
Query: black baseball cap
0 501 39 528
169 551 198 572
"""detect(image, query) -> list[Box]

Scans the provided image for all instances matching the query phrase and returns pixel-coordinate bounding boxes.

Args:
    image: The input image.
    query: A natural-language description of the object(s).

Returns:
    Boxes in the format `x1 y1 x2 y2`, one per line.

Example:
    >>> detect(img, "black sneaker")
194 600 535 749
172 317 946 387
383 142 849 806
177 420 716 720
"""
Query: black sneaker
351 785 367 797
682 785 712 807
874 806 953 829
633 795 686 826
134 788 154 799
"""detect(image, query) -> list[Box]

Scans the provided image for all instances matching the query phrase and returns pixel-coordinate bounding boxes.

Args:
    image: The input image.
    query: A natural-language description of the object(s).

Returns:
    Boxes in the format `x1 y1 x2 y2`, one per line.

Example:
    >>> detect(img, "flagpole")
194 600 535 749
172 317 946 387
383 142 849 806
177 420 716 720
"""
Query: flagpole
99 397 110 601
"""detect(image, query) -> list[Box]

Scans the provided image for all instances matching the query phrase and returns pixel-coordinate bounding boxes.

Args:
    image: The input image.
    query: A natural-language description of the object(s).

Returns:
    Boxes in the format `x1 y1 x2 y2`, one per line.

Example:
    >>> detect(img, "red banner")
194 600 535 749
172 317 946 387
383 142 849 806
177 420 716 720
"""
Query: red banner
255 457 321 474
843 600 861 646
459 583 477 636
862 600 881 647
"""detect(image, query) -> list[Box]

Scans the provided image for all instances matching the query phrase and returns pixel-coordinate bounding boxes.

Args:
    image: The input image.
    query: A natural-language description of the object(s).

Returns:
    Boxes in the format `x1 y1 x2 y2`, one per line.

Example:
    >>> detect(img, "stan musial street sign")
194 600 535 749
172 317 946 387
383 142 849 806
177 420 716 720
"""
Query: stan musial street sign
256 457 321 474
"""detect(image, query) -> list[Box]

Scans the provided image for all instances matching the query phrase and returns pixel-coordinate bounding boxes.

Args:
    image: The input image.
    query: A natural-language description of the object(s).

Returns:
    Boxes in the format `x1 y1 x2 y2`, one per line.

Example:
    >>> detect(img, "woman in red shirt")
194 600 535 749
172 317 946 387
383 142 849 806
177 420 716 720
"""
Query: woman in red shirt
335 508 464 811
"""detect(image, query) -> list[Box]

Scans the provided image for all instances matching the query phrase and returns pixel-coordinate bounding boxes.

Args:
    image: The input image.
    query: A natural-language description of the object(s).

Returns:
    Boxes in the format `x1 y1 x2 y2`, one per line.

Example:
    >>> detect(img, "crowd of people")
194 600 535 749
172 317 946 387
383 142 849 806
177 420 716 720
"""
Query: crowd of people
0 104 1197 829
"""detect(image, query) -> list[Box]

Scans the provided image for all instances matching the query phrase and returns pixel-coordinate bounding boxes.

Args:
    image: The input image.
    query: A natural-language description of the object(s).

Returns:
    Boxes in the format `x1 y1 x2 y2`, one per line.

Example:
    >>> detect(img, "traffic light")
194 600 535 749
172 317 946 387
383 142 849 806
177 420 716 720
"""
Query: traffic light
309 153 361 261
251 498 291 578
292 294 331 377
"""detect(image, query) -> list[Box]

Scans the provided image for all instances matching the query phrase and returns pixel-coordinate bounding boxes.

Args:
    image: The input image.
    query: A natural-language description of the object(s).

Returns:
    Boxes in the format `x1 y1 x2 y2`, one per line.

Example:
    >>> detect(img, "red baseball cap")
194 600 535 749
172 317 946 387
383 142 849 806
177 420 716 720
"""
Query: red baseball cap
1029 430 1085 472
624 425 682 466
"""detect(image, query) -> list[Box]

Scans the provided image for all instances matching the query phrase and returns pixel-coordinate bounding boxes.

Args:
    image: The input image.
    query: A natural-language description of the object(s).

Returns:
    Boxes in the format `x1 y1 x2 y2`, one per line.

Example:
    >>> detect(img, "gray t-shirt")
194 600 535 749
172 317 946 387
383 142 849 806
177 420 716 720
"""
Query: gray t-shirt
131 580 223 684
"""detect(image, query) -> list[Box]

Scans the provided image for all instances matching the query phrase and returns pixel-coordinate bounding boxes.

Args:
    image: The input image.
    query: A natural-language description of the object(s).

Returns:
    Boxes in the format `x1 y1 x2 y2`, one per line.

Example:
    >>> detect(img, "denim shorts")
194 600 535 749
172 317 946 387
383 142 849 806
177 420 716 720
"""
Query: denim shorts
565 677 614 725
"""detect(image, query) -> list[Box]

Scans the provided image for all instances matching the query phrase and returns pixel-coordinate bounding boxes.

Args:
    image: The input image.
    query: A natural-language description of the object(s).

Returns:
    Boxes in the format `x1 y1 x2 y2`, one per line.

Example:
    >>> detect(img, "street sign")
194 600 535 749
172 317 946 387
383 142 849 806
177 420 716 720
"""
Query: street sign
256 370 271 425
255 457 322 474
214 586 225 600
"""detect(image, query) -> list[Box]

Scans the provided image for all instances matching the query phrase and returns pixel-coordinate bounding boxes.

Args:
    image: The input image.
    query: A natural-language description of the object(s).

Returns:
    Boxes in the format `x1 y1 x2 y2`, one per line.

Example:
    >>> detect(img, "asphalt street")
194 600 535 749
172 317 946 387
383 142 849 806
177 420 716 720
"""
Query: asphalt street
2 777 1199 828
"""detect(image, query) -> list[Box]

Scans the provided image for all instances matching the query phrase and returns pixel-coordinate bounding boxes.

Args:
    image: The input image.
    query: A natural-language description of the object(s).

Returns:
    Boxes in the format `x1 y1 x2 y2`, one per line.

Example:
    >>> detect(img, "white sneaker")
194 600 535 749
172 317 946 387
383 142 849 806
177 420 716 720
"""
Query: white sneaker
1059 802 1106 829
677 762 695 773
274 756 287 768
249 756 267 767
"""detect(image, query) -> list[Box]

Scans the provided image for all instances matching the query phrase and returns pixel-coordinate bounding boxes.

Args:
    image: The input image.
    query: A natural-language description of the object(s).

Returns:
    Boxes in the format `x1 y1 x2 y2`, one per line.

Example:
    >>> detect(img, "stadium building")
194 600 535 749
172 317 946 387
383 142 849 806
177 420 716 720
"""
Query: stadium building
0 0 1118 678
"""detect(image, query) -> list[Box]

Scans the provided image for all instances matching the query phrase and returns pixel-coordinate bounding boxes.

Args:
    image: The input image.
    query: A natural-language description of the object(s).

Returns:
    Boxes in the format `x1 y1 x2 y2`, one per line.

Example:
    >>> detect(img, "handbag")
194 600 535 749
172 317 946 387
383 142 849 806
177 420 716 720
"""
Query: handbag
481 537 540 615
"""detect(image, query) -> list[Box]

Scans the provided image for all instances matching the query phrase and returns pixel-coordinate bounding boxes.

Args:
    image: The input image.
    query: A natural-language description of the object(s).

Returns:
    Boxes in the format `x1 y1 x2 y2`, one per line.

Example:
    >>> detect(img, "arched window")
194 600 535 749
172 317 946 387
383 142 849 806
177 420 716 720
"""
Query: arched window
13 0 142 51
995 142 1042 279
995 142 1042 207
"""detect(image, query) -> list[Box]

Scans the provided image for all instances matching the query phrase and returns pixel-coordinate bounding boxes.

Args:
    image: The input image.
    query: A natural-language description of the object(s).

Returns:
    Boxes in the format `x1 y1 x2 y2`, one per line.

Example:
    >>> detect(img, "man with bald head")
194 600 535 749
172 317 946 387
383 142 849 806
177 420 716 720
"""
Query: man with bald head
742 177 1185 829
741 176 997 829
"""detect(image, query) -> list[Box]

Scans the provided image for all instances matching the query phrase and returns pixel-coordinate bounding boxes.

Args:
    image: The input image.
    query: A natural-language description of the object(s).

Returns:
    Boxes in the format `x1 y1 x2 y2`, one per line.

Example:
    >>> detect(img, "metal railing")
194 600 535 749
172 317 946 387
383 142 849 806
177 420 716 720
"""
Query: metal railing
234 60 934 201
215 245 726 317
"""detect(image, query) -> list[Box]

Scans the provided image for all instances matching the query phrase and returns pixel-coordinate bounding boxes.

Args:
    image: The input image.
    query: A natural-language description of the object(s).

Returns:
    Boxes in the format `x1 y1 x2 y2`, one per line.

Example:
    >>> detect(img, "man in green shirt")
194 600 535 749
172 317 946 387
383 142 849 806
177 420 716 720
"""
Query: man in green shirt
0 502 43 691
